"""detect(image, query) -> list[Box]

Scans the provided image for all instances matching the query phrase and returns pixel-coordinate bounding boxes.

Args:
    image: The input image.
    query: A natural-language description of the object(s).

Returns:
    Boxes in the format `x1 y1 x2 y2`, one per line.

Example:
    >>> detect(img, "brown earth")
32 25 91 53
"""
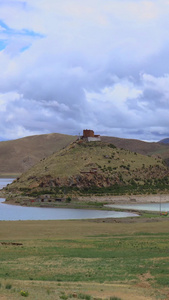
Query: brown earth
0 133 76 175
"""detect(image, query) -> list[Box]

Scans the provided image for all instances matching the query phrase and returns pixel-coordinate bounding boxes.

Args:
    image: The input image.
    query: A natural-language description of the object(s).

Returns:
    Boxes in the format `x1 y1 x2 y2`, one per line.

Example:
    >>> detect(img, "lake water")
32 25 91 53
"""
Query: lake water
106 203 169 212
0 178 138 221
0 178 14 189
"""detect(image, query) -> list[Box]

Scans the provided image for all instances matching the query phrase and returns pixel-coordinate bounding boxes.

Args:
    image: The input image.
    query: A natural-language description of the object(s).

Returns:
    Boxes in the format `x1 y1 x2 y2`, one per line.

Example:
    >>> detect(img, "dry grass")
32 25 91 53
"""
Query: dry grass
9 141 166 190
1 219 169 240
29 142 164 177
0 280 159 300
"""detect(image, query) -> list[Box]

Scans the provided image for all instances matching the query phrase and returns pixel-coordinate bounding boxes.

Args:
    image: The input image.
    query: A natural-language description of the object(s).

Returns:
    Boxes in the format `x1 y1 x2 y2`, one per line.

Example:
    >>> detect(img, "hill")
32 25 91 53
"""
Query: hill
1 133 169 177
102 136 169 163
101 136 169 156
0 133 76 176
158 138 169 144
6 140 169 202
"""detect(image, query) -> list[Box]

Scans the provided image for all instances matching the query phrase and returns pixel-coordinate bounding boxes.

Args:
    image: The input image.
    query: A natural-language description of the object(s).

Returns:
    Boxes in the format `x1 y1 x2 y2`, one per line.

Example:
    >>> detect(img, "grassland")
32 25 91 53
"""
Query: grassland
1 219 169 299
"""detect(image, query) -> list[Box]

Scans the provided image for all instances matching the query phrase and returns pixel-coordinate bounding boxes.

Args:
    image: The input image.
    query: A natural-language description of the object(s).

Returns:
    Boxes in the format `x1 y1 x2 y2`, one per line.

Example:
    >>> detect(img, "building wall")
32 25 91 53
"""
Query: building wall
87 137 101 142
83 129 94 137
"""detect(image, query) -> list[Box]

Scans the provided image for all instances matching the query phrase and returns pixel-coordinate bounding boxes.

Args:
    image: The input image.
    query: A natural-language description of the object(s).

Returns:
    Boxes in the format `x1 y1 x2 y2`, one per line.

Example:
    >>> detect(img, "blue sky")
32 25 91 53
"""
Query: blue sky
0 0 169 141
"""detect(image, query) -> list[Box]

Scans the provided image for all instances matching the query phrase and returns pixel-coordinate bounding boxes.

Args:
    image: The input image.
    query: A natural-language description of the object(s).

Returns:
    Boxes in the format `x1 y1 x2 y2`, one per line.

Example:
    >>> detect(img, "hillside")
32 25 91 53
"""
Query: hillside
102 136 169 161
101 136 169 156
7 140 169 200
159 138 169 144
0 133 76 176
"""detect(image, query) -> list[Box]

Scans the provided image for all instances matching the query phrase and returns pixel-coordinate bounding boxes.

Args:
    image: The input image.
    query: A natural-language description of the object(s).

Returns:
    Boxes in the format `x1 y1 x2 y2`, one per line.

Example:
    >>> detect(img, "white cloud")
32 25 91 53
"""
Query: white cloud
86 80 142 105
0 0 169 141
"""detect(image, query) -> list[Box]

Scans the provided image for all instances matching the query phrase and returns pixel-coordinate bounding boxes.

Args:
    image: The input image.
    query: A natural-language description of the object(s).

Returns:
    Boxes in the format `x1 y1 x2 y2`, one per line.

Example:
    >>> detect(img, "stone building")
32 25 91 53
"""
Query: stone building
82 129 101 142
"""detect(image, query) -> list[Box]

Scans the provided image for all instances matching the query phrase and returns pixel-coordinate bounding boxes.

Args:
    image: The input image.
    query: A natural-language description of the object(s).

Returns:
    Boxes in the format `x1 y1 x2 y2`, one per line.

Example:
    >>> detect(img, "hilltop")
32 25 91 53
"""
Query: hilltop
0 133 76 176
6 140 169 204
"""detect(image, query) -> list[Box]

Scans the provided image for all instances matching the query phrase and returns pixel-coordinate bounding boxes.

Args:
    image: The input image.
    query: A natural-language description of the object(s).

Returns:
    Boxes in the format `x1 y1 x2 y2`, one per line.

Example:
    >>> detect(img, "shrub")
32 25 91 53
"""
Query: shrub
108 144 116 148
107 166 112 171
60 293 68 300
78 293 92 300
66 197 71 203
5 283 12 289
20 290 29 297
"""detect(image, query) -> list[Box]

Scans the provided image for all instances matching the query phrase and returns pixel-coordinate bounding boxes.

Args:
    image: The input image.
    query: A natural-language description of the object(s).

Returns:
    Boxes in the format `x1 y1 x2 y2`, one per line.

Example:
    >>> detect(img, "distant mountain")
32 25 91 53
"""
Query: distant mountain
158 138 169 144
101 136 169 159
0 133 76 176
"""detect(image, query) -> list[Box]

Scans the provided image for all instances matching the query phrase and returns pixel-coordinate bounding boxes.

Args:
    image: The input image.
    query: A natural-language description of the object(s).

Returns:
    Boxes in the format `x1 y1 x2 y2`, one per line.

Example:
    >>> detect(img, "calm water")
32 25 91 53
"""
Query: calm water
106 203 169 212
0 179 138 221
0 178 14 189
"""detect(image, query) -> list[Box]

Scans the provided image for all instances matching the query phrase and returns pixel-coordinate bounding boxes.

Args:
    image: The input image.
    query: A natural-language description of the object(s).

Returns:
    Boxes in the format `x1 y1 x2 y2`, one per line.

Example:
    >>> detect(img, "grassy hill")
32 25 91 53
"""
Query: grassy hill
1 133 169 177
7 140 169 201
0 133 76 176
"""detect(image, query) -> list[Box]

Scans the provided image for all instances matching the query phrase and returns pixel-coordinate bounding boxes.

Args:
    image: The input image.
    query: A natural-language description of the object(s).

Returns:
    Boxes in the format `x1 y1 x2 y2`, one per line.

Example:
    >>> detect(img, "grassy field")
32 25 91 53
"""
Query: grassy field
0 219 169 299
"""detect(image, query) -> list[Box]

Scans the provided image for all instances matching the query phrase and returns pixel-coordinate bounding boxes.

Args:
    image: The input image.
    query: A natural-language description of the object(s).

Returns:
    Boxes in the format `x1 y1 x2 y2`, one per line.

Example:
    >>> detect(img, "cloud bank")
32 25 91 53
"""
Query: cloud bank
0 0 169 141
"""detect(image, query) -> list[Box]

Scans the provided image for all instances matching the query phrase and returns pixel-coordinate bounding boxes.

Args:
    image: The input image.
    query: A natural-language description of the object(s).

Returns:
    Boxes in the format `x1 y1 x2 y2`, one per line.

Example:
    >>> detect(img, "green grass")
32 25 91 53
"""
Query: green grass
1 219 169 299
0 222 169 287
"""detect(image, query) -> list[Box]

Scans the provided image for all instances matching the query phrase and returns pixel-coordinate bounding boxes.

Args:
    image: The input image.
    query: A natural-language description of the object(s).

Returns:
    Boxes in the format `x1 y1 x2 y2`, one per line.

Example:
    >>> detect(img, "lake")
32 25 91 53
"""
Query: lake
0 178 14 189
0 178 138 221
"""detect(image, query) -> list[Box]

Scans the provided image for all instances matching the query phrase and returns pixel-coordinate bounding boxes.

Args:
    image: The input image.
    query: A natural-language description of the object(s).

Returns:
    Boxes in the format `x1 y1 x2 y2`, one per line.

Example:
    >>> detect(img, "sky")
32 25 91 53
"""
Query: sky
1 0 169 141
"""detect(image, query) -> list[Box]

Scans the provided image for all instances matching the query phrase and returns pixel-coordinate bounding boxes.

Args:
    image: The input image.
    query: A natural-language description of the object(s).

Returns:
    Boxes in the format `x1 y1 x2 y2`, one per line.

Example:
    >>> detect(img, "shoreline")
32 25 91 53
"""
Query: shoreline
78 193 169 204
1 192 169 208
1 192 169 224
